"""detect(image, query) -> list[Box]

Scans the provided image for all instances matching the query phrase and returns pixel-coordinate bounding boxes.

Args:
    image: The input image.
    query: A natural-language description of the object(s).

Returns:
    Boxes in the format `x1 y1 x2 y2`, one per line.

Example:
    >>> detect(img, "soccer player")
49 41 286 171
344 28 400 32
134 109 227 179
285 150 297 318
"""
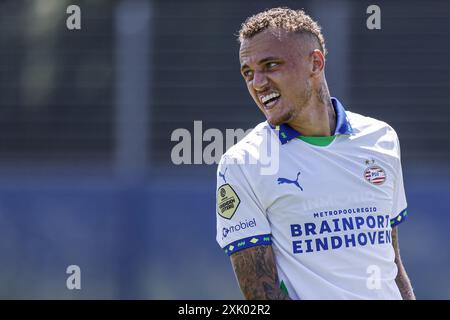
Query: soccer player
216 8 415 300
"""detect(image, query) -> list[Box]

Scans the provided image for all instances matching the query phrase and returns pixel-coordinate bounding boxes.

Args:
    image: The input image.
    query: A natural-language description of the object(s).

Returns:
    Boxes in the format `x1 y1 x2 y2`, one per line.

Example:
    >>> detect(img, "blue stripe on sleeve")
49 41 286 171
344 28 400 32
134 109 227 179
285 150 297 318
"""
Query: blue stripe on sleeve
223 234 272 256
390 208 408 227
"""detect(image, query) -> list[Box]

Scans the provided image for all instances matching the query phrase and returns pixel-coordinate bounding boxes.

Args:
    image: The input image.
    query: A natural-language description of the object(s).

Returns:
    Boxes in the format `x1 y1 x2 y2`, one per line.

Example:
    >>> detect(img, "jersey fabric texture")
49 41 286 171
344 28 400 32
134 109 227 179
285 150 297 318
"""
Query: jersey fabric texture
216 97 408 300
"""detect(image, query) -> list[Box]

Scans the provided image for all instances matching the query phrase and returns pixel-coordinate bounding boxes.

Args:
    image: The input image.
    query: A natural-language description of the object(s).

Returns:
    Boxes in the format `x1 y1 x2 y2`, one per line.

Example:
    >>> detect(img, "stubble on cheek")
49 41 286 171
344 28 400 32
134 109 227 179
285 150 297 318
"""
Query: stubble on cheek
276 109 294 124
266 104 294 126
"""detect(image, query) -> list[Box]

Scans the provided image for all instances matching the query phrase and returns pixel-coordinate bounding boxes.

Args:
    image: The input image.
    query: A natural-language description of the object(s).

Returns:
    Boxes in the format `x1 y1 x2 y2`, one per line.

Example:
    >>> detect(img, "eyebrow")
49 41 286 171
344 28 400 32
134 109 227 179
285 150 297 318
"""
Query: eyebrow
240 57 280 71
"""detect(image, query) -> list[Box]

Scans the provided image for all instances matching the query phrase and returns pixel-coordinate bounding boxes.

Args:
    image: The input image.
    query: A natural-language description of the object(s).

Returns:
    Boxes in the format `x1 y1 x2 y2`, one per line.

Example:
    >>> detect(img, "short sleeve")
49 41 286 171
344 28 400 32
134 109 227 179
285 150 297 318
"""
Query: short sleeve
216 158 272 256
390 132 408 228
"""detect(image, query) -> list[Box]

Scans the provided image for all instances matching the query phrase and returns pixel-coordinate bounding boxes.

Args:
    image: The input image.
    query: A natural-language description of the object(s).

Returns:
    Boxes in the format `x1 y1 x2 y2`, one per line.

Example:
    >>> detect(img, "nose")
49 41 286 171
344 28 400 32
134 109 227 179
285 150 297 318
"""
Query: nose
252 71 269 91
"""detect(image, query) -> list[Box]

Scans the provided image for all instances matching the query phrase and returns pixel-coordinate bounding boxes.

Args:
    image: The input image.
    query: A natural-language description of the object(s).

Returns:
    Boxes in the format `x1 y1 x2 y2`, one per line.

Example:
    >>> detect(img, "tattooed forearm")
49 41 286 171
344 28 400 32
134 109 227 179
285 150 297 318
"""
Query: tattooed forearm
231 245 291 300
392 227 416 300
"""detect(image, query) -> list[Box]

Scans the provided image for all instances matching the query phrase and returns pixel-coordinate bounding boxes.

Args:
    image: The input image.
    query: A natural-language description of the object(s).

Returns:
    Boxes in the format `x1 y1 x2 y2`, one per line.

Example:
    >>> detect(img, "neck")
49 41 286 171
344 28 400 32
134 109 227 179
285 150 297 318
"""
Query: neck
287 82 336 136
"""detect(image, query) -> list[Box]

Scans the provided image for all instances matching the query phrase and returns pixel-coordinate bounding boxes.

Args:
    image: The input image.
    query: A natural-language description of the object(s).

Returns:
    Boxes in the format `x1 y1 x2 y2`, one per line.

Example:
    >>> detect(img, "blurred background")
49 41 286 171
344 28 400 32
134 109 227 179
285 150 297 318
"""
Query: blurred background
0 0 449 299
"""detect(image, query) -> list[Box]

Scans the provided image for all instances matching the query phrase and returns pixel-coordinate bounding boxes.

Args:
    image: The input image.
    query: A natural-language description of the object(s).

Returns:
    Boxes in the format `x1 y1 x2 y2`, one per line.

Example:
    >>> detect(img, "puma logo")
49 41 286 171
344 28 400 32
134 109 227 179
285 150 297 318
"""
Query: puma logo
219 168 227 183
277 171 303 191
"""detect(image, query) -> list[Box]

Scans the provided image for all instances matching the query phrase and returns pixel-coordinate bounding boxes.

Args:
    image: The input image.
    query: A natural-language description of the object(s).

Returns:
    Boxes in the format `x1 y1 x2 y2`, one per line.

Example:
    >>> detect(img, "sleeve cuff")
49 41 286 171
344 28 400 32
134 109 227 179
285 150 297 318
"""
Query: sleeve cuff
223 234 272 256
390 208 408 228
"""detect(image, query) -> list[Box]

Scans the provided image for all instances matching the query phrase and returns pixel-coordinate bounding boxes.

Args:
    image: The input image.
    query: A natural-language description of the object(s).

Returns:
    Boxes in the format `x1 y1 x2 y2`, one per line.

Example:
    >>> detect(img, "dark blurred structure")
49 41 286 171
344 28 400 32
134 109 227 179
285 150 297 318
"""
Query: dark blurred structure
0 0 449 299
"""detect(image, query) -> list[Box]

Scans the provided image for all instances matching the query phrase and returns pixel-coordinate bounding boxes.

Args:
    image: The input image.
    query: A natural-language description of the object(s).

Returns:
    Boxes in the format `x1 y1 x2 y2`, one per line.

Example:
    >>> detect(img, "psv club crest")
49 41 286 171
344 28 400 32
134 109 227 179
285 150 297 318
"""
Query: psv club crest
364 159 386 185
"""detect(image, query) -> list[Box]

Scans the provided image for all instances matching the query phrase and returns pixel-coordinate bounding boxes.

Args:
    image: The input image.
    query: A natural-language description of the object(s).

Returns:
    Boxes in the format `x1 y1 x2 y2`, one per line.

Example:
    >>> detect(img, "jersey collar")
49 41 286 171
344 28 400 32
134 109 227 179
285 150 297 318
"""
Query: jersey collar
269 97 353 145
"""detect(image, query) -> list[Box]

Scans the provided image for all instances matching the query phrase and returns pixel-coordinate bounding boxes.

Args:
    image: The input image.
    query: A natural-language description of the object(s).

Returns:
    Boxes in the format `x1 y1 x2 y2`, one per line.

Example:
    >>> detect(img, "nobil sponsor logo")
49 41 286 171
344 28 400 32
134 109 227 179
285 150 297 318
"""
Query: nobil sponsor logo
222 218 257 239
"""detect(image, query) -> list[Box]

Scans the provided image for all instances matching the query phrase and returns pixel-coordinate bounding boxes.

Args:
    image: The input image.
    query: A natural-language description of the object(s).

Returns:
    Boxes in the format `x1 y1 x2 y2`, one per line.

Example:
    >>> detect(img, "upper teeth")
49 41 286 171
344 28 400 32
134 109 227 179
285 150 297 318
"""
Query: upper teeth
261 92 280 104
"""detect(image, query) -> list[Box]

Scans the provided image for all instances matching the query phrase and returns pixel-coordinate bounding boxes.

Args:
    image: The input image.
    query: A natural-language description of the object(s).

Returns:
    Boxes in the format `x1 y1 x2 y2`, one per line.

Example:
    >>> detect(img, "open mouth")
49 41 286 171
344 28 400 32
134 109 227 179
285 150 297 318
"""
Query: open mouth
261 92 281 109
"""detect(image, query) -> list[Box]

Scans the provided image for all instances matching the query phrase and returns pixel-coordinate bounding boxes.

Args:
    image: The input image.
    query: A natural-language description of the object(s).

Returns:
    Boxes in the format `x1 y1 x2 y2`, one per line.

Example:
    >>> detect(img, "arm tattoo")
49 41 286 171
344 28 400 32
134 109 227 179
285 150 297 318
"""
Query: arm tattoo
231 245 291 300
392 227 416 300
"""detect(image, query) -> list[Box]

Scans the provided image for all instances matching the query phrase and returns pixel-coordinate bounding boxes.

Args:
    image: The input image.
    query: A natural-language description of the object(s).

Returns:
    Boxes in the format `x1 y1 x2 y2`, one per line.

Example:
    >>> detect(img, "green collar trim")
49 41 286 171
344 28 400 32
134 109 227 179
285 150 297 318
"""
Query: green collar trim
297 135 337 147
280 280 289 295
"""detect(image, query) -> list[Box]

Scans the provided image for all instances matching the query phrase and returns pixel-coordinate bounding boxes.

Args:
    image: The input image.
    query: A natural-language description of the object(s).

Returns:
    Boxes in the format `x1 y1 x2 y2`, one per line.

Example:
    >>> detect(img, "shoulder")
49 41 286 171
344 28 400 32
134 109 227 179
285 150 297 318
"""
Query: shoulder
347 111 400 140
219 121 275 167
347 111 401 155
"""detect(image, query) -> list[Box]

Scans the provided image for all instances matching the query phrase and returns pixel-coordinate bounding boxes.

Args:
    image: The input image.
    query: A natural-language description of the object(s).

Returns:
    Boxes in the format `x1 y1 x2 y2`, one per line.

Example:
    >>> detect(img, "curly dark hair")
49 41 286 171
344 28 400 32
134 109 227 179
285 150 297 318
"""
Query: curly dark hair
238 7 327 56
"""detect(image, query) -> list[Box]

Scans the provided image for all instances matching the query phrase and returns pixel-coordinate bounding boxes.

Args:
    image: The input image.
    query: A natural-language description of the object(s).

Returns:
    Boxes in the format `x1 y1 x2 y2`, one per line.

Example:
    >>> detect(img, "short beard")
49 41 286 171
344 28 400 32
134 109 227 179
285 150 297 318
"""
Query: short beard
303 80 314 105
316 81 330 105
268 80 317 127
268 110 294 126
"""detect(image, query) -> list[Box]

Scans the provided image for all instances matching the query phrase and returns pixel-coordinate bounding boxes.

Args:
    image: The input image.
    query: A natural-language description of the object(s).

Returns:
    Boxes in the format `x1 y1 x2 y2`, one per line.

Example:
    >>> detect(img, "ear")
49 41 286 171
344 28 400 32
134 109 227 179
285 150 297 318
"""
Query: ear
311 49 325 75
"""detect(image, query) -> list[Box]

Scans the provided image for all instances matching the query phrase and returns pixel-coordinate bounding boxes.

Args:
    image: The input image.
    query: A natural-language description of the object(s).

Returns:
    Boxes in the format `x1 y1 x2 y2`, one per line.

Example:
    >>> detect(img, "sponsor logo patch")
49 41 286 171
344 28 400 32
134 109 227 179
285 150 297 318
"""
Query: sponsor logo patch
222 218 257 239
217 184 240 219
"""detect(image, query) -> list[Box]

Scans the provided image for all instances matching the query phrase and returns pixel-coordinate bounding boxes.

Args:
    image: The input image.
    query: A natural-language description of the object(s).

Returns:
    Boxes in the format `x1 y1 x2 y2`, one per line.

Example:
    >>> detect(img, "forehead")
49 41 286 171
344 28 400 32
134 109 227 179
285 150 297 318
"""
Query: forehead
239 29 303 65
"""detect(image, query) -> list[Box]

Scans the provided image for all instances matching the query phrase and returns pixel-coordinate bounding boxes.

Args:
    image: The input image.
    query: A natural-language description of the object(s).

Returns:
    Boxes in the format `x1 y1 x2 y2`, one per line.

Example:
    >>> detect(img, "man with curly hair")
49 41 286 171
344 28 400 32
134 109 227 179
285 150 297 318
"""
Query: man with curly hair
215 7 415 300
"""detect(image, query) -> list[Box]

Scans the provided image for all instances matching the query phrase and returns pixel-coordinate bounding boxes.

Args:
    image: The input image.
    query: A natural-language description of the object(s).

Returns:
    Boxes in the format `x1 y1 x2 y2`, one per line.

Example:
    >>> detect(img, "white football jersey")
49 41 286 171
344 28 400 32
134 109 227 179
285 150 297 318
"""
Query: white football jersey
216 98 408 300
